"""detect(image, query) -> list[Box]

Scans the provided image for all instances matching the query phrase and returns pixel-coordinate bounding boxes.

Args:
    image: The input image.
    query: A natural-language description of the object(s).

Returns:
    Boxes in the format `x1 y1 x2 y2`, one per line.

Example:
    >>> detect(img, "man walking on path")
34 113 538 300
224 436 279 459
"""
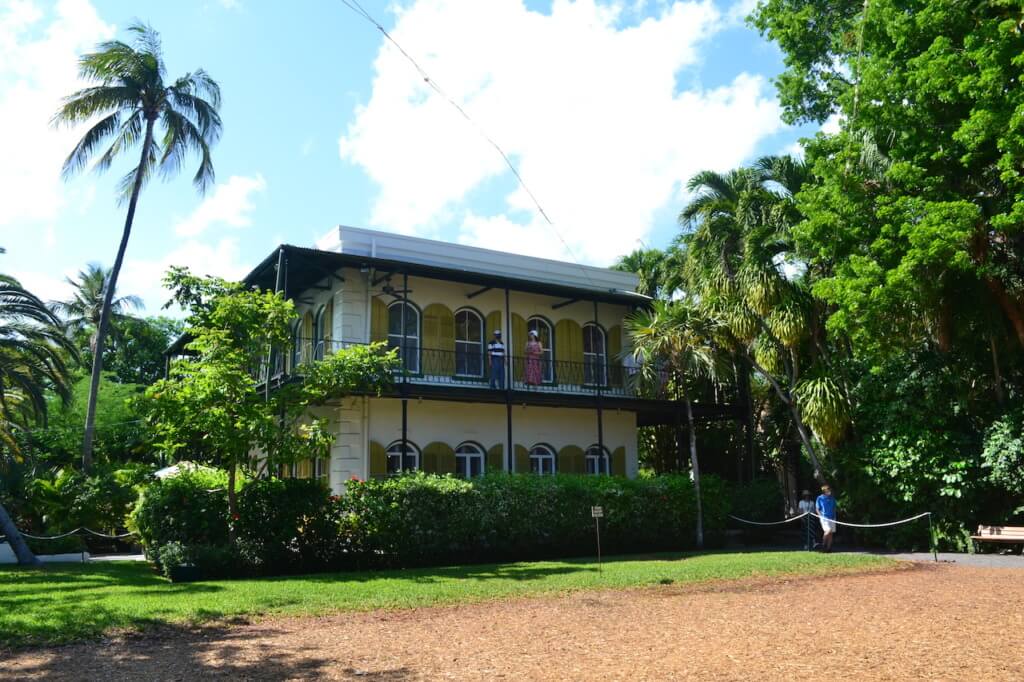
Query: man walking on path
488 330 506 389
798 490 815 550
816 485 837 552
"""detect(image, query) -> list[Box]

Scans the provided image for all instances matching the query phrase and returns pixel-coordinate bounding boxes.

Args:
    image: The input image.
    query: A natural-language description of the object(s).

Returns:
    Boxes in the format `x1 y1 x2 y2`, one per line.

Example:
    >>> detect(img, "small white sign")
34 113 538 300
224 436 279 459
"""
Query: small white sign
591 506 604 518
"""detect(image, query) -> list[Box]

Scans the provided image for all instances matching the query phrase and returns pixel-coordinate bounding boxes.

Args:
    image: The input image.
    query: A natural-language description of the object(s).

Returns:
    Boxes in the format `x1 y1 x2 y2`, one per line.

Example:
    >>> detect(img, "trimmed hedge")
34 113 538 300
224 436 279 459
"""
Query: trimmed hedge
132 471 729 578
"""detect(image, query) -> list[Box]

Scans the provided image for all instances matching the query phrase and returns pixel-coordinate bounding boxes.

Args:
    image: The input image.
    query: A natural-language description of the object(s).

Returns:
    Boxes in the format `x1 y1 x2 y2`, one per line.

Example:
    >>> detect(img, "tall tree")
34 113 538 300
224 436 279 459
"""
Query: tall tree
0 275 76 566
51 263 143 354
53 23 222 470
613 248 672 299
627 300 722 548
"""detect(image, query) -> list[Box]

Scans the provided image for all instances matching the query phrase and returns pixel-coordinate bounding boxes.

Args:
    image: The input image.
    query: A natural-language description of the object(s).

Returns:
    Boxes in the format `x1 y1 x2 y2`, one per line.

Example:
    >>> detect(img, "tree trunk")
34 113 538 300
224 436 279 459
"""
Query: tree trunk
682 386 703 550
227 463 238 545
81 116 156 471
0 501 39 566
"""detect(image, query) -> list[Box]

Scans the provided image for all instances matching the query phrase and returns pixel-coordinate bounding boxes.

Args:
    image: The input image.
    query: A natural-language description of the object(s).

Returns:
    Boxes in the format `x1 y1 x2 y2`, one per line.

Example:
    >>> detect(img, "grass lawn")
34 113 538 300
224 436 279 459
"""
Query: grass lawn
0 551 895 648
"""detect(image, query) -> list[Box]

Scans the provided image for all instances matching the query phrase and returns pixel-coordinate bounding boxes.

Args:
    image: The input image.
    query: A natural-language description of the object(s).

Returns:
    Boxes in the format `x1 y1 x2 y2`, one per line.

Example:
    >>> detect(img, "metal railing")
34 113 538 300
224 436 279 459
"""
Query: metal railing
259 338 637 398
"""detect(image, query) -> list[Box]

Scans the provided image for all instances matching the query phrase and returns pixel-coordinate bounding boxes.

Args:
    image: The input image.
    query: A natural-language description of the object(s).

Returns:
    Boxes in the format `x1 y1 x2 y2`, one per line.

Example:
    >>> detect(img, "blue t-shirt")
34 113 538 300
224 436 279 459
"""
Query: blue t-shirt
816 494 836 520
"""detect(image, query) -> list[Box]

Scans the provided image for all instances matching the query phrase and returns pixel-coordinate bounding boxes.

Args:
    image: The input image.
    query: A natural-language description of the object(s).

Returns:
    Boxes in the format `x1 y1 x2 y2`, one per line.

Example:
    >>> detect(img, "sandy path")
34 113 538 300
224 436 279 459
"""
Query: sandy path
5 563 1023 681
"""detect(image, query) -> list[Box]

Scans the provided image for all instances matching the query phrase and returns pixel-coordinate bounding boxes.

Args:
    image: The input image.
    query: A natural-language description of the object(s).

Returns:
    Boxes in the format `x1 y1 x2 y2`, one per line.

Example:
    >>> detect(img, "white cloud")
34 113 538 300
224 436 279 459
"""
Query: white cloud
339 0 783 265
821 112 842 135
0 0 114 227
726 0 761 25
173 174 267 237
218 0 242 10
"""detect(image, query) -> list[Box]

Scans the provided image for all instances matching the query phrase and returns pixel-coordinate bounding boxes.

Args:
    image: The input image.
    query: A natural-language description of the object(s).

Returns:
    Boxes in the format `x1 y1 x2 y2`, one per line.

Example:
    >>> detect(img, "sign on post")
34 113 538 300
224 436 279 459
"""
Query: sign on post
591 506 603 518
592 506 603 572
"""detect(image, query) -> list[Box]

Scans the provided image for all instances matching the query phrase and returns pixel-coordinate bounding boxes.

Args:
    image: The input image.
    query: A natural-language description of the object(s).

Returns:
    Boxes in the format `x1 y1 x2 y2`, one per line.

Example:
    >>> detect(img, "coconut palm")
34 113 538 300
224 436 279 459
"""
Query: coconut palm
51 263 143 355
627 300 723 548
53 23 221 470
0 274 76 566
614 248 669 299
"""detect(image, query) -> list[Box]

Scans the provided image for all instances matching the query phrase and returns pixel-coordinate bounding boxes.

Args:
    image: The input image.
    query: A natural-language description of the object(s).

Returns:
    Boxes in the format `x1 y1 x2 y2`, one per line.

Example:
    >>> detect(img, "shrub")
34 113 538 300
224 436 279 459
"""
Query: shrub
156 541 238 580
129 468 229 565
234 478 344 575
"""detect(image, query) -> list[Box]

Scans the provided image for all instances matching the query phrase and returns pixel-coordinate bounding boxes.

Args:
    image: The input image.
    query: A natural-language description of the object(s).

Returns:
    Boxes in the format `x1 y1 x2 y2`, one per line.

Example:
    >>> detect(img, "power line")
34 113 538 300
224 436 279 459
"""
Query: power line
337 0 600 289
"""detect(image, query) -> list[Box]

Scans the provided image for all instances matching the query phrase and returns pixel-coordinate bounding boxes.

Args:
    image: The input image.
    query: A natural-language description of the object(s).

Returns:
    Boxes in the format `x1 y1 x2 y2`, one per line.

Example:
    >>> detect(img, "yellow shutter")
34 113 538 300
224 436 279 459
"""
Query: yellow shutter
514 444 529 473
322 300 334 354
612 446 627 477
485 310 503 338
607 324 622 387
558 445 585 474
511 313 527 381
371 298 388 343
302 311 314 364
423 304 455 376
554 319 583 381
422 443 439 473
486 443 504 472
369 440 387 478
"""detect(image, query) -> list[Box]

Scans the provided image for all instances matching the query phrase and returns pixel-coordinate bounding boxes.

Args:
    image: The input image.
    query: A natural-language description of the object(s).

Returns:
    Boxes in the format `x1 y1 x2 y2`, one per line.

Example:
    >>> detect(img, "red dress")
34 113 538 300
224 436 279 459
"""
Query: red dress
524 340 543 385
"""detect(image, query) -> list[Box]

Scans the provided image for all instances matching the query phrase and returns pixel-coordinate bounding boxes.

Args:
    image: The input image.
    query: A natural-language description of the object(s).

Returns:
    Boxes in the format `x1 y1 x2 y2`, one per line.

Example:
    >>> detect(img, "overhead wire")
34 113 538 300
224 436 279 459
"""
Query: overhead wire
337 0 602 290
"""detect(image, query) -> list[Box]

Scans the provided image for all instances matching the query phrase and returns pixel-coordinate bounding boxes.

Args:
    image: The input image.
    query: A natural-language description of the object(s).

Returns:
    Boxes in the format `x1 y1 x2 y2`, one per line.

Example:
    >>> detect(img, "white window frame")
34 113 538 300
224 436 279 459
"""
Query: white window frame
585 445 611 475
527 316 554 383
387 302 420 374
454 309 485 378
385 440 420 475
583 323 607 386
313 305 327 361
529 444 556 475
314 457 329 481
454 442 486 478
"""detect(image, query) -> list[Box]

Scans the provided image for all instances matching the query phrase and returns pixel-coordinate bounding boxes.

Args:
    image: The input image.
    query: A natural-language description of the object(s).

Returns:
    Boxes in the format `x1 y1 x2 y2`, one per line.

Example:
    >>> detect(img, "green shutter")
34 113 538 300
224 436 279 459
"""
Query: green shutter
514 444 529 473
612 446 627 477
422 441 455 474
369 440 387 478
485 311 503 338
322 301 334 354
371 298 388 342
302 311 314 364
558 445 585 474
511 313 527 381
487 443 504 472
607 324 622 387
423 304 455 376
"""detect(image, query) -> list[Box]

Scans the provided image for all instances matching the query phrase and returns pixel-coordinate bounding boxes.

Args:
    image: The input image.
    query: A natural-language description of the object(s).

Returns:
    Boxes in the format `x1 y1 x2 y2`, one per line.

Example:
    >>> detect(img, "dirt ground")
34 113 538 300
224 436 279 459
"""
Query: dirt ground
5 562 1023 681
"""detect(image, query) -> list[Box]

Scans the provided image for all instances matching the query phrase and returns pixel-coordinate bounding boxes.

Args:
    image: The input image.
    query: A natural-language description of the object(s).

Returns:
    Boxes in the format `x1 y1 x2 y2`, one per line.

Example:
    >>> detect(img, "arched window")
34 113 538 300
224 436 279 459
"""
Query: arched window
585 445 611 475
385 440 420 475
313 457 329 481
529 444 556 475
313 305 327 361
527 316 554 383
455 441 485 478
583 323 607 386
454 309 484 377
291 321 302 371
388 302 420 374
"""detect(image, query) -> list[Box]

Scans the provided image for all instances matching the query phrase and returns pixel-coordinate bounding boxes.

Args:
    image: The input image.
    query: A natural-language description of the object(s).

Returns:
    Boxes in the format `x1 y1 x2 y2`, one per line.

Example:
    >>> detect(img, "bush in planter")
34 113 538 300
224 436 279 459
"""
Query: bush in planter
234 478 345 575
129 469 229 566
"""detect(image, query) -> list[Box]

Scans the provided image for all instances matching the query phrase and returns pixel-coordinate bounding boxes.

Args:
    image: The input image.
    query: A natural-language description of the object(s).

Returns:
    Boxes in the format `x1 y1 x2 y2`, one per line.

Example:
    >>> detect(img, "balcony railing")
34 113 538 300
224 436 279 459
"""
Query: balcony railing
259 338 638 399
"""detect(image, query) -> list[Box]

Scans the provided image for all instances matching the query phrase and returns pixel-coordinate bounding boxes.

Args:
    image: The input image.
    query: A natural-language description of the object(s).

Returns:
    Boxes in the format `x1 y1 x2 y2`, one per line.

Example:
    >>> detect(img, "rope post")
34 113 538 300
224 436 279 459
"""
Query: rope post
928 513 937 562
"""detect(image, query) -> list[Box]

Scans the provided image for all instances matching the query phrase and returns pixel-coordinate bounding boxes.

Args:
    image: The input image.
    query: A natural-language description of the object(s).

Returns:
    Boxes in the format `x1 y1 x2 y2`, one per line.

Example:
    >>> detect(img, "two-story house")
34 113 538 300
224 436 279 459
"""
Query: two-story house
242 226 735 493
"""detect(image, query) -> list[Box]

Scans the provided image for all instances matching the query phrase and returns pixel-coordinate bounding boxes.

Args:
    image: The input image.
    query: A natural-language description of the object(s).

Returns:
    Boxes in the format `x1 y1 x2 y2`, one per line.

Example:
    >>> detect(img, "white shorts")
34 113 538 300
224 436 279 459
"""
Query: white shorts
820 518 836 534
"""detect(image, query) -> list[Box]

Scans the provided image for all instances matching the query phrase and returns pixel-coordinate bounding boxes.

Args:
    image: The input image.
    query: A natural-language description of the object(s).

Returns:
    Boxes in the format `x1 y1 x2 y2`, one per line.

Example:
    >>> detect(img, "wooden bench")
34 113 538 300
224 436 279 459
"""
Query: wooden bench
971 525 1024 554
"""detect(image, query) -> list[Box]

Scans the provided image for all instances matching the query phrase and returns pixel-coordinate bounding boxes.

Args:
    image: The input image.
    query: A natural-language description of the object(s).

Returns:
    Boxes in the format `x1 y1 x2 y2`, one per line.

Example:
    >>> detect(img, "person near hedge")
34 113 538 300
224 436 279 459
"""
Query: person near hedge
488 330 506 389
524 329 543 387
798 489 815 550
816 485 837 552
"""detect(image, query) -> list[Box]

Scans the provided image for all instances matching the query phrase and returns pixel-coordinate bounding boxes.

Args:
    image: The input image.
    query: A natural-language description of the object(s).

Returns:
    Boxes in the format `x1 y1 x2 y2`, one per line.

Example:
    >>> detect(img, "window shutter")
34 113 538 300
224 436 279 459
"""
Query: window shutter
371 298 388 342
558 445 584 474
486 443 504 472
422 442 440 473
514 444 529 473
302 311 314 364
607 324 622 387
322 301 334 354
612 446 626 477
554 319 583 379
423 304 455 376
485 311 503 338
369 441 387 478
422 441 455 474
511 313 527 381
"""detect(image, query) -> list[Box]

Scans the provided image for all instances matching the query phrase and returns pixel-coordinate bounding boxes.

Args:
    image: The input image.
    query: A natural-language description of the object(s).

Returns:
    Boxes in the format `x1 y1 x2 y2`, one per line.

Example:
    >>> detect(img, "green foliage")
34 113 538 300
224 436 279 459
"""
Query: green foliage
104 316 182 385
156 541 236 580
129 469 230 563
981 407 1024 507
26 464 150 534
342 473 729 568
730 477 785 523
234 478 345 575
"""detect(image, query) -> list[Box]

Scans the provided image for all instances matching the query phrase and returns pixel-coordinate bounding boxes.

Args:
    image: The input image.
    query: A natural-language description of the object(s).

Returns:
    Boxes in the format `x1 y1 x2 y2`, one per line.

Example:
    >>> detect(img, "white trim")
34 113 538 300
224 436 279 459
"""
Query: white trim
529 444 556 475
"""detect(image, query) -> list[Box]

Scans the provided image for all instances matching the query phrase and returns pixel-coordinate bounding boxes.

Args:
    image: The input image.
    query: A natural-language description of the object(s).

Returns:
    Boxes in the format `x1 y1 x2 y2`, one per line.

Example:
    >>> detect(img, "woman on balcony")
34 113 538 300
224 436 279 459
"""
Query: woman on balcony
524 329 543 387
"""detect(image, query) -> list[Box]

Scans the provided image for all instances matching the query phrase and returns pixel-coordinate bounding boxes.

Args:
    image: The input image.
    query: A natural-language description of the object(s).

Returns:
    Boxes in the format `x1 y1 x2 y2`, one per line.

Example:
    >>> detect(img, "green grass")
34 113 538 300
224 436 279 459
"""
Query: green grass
0 551 895 648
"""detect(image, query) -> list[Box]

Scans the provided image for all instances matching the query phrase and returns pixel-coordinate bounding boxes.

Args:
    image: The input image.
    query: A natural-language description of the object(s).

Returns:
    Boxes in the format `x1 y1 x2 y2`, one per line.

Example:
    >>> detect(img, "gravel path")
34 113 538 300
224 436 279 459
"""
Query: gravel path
5 562 1022 681
869 551 1024 569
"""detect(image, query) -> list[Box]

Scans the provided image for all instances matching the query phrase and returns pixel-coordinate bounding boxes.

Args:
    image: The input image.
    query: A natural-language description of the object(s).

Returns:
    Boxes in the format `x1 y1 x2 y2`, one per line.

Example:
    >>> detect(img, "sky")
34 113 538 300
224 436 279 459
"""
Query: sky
0 0 824 315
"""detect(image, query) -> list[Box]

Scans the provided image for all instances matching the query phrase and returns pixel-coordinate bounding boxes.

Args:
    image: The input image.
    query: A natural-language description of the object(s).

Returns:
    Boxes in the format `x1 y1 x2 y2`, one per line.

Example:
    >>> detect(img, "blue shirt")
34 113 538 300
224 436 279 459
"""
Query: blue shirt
816 494 836 520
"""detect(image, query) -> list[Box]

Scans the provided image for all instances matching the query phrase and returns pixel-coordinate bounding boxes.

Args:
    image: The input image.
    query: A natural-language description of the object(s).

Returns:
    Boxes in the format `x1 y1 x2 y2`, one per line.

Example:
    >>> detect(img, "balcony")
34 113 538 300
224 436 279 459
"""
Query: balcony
259 338 639 399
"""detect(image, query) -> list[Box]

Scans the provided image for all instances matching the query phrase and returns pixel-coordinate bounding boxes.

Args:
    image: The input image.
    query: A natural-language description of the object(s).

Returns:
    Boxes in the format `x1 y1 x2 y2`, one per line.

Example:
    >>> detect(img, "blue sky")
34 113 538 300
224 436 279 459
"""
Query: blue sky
0 0 821 313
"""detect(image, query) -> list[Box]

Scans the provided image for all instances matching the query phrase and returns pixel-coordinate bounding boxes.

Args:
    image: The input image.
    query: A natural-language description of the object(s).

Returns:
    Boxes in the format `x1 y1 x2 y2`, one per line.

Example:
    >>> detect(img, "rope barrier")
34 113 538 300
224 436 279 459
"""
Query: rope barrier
729 512 808 526
2 527 137 541
807 511 932 529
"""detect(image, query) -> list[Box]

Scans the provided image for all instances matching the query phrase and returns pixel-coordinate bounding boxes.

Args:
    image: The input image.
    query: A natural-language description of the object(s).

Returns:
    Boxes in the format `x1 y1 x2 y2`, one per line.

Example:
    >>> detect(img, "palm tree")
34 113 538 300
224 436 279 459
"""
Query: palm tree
614 248 669 299
53 23 221 470
51 263 143 355
627 300 722 549
0 275 76 566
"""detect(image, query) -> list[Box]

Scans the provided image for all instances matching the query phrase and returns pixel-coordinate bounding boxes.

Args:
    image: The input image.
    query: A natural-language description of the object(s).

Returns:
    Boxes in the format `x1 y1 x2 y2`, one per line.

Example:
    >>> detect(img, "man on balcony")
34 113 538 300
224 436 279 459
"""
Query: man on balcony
488 330 506 389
